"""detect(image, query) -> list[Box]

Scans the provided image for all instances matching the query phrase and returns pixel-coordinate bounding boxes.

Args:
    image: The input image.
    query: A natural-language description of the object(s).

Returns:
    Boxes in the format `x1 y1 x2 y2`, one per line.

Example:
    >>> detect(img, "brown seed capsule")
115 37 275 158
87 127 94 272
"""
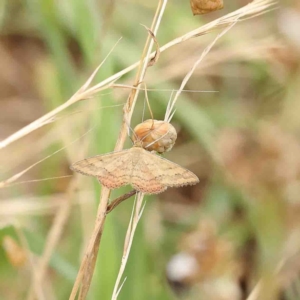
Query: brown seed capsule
190 0 223 15
132 119 177 153
2 236 27 268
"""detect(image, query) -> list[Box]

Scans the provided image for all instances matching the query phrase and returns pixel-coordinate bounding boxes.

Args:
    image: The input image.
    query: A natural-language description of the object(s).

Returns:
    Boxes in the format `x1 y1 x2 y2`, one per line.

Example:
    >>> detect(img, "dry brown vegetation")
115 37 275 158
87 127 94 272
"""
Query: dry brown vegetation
1 1 300 300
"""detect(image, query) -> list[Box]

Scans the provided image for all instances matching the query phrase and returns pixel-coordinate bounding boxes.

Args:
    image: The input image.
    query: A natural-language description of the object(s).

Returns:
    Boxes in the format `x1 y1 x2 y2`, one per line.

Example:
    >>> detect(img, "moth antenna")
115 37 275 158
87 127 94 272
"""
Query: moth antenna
142 93 146 123
140 81 154 128
129 135 135 145
125 116 139 143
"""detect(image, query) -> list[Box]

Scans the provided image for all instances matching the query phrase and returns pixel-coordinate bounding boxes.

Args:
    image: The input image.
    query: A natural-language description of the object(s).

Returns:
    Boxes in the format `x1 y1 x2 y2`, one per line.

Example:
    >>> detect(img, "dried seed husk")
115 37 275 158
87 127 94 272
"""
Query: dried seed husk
133 119 177 153
190 0 224 15
2 236 27 268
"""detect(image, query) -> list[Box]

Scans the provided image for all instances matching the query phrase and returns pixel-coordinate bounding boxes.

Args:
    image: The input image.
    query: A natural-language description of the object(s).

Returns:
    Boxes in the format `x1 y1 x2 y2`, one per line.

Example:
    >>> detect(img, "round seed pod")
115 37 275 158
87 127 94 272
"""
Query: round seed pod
190 0 223 15
133 119 177 153
2 236 27 268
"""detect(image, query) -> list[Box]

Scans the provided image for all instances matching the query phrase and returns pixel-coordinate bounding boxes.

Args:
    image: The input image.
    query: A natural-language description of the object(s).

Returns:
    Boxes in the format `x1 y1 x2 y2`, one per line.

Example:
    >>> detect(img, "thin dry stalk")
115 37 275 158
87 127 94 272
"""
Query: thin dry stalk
0 39 121 150
111 193 145 299
0 1 276 298
26 176 81 300
0 192 93 216
111 84 216 93
246 260 286 300
110 3 276 297
109 14 240 300
71 1 275 299
0 125 95 188
246 282 262 300
0 102 125 188
26 115 93 300
106 190 137 214
165 20 239 123
0 0 276 151
13 223 46 300
70 1 168 299
159 38 282 81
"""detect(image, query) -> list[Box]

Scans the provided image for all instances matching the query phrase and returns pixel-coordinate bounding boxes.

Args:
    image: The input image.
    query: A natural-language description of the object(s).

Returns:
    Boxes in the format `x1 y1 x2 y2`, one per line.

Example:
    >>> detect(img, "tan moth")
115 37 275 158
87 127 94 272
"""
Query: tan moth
70 140 199 194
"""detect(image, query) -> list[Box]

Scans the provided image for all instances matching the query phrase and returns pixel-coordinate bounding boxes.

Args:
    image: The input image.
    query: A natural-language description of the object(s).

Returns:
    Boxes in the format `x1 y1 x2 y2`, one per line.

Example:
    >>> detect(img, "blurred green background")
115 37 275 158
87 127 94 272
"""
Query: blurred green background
1 0 300 299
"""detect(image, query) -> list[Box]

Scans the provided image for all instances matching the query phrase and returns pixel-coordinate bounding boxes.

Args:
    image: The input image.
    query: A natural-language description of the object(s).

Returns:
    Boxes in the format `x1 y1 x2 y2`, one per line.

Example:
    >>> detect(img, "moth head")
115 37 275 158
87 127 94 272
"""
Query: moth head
133 139 144 148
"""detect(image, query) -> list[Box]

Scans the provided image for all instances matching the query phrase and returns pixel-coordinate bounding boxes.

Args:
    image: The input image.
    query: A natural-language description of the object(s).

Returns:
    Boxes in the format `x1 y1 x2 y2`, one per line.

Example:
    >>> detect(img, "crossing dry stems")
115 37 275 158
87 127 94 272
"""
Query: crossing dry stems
0 1 276 151
109 18 242 300
70 1 168 298
0 1 277 299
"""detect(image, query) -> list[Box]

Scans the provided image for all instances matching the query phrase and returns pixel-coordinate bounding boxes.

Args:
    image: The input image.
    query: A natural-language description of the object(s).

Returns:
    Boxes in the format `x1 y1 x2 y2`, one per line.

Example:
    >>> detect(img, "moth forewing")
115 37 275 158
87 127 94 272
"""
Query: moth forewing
130 148 168 194
70 150 131 177
139 149 199 187
70 146 199 194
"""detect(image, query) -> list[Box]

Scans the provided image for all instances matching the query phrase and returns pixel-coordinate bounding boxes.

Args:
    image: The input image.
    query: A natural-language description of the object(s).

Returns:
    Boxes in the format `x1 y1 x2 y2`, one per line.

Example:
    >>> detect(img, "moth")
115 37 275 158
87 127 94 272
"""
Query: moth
70 141 199 194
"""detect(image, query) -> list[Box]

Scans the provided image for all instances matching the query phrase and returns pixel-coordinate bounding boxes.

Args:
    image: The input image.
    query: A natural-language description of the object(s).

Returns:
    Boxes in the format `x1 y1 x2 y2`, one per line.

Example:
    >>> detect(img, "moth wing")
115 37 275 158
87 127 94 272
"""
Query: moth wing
140 150 199 187
129 148 167 194
70 150 132 189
